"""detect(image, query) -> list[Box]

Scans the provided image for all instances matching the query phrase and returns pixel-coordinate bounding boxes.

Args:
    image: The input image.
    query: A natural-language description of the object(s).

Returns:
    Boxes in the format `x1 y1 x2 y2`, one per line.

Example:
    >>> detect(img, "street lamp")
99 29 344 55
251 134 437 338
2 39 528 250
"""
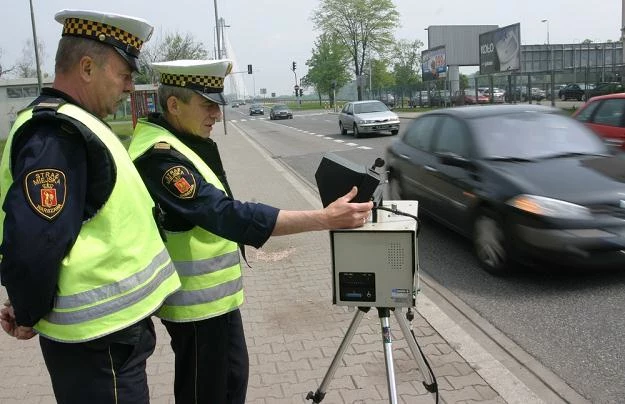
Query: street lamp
542 19 555 106
541 19 549 45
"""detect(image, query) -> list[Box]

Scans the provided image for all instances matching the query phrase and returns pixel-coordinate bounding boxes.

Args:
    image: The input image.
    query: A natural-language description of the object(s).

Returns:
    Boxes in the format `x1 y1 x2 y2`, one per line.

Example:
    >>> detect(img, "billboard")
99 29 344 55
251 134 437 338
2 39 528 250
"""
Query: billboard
421 46 447 81
479 23 521 74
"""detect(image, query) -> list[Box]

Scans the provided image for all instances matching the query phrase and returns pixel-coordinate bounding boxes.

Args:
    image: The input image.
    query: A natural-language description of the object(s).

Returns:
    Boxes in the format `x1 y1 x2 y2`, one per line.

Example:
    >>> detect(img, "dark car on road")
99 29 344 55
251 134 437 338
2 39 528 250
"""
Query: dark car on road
249 104 264 116
573 92 625 149
385 105 625 274
269 104 293 120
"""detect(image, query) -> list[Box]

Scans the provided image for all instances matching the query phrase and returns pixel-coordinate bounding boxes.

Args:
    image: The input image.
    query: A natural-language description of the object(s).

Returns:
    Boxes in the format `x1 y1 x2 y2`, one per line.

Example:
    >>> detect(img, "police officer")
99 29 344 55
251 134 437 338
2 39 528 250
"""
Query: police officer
128 59 373 404
0 10 181 404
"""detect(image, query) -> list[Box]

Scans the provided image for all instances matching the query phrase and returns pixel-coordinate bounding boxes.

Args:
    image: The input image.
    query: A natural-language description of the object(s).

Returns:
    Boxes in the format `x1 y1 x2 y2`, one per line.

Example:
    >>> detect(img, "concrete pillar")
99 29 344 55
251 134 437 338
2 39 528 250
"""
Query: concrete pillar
448 65 460 95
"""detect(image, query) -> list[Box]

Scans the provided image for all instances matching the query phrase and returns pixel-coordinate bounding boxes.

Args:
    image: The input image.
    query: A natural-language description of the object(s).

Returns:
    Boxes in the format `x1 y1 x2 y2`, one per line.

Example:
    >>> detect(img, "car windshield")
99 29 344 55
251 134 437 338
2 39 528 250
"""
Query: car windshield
251 104 261 108
273 105 288 111
354 101 388 114
470 112 607 159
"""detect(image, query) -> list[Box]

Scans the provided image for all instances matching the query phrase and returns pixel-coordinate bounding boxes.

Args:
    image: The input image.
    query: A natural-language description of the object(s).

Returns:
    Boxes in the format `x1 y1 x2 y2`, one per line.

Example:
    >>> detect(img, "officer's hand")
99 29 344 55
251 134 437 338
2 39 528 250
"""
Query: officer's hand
0 302 36 340
324 186 373 229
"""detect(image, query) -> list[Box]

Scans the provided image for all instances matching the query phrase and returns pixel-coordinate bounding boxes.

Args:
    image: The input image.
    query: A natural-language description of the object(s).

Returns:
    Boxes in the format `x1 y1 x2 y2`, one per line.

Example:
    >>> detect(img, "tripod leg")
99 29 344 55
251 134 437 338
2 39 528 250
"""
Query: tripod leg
307 308 368 403
378 308 399 404
394 309 437 392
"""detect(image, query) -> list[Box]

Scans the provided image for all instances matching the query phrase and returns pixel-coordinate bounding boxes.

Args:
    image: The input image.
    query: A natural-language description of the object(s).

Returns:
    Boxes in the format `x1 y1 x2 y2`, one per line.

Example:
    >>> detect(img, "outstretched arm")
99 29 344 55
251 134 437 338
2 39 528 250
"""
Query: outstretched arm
272 187 373 236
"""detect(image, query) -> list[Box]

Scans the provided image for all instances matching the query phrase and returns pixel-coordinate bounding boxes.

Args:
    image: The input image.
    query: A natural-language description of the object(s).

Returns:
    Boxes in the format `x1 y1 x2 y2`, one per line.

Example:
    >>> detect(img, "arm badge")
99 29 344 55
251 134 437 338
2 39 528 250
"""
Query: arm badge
162 165 197 199
24 169 67 220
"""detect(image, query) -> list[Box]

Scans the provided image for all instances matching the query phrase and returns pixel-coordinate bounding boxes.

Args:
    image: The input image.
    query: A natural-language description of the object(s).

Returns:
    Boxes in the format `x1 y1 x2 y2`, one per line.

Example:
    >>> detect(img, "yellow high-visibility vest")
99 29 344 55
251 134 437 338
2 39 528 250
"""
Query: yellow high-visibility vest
0 103 180 342
129 118 243 322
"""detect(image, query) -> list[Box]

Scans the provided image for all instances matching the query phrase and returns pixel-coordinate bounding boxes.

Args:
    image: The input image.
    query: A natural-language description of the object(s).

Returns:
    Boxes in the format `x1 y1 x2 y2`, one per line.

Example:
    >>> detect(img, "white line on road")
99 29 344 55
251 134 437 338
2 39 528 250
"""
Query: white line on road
357 146 373 150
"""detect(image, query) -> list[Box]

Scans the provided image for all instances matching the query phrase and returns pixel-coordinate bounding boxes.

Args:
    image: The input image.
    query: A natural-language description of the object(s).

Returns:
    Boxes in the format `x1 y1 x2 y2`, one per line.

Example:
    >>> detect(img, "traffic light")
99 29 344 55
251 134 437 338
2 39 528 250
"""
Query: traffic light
292 61 296 71
247 64 253 74
299 88 303 97
295 88 299 97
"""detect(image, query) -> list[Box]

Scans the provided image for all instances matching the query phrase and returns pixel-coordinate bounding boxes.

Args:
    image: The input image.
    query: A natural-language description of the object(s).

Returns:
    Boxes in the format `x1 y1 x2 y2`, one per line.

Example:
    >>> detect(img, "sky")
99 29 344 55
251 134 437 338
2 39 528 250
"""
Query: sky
0 0 622 96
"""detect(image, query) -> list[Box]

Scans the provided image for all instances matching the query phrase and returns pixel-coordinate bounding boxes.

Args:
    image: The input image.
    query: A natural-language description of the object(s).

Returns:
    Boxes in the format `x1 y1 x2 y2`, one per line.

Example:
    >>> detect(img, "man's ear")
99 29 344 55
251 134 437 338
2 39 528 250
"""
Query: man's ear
166 96 180 116
78 56 95 83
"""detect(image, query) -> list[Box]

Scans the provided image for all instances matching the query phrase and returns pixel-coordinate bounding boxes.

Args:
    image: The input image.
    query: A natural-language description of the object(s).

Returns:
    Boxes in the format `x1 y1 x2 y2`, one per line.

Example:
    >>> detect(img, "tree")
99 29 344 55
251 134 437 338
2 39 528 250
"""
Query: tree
0 47 14 78
392 39 423 107
136 32 208 84
14 39 45 78
304 33 351 107
459 73 469 90
312 0 400 100
369 58 394 99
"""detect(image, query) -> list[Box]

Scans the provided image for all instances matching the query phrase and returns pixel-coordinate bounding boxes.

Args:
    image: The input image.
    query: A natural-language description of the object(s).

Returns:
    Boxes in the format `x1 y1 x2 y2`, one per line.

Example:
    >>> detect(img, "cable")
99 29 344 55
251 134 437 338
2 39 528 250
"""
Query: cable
374 205 422 237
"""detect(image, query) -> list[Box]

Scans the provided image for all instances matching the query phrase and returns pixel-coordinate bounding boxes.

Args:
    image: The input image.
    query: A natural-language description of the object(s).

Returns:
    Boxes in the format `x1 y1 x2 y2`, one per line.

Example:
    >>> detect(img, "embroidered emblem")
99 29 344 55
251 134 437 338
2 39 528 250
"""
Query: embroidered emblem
162 165 196 199
24 169 67 220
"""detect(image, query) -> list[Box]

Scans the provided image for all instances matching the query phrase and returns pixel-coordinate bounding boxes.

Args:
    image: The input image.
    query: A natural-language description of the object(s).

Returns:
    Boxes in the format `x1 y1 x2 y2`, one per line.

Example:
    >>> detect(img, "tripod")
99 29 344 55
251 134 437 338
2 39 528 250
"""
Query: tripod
306 306 438 403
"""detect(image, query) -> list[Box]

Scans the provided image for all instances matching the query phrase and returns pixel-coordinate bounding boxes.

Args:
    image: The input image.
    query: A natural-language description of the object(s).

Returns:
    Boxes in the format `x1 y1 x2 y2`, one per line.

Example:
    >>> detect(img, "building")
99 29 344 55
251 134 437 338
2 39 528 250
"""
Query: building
0 77 53 139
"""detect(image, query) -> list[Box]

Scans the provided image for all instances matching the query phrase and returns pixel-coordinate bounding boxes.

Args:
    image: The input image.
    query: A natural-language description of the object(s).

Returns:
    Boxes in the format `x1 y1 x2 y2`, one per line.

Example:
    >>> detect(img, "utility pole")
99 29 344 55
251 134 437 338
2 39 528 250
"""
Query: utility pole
29 0 43 93
542 19 555 106
213 0 221 59
213 1 227 134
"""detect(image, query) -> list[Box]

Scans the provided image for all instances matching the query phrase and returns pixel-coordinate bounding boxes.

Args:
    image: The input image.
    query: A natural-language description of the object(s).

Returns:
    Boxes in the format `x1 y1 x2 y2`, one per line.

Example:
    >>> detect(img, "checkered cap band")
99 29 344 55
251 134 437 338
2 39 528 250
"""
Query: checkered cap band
62 18 143 56
160 73 225 93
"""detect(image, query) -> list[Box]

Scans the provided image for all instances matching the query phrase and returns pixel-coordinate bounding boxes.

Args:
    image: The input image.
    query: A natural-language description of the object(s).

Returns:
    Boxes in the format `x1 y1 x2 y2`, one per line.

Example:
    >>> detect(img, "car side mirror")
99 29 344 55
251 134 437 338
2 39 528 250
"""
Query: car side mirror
346 111 353 115
437 151 472 168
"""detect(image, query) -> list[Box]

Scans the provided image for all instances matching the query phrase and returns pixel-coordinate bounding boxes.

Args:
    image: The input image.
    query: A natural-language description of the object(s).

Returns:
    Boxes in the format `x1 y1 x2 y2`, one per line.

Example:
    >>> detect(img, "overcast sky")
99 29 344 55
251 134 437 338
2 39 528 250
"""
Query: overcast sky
0 0 622 96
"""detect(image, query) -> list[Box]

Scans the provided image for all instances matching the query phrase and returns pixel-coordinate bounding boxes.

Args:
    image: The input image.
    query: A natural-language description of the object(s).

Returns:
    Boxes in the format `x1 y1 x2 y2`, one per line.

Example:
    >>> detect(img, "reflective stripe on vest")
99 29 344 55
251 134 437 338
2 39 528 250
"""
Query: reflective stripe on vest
129 118 243 322
0 104 181 341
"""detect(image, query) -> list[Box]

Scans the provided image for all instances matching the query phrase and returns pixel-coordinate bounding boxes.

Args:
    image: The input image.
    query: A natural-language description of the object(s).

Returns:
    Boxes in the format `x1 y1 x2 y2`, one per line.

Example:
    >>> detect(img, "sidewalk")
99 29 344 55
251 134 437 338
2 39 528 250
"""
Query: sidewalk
0 119 564 404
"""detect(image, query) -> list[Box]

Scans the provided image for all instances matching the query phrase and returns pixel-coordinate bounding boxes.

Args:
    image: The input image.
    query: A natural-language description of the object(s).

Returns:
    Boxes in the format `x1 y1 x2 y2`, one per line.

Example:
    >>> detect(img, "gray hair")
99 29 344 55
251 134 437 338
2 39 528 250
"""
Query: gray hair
55 37 111 74
157 84 195 113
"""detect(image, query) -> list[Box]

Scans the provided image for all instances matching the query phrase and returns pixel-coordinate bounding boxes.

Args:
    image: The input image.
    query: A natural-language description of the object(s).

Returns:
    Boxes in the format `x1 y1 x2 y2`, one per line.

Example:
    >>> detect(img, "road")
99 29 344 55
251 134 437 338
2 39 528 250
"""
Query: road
226 106 625 404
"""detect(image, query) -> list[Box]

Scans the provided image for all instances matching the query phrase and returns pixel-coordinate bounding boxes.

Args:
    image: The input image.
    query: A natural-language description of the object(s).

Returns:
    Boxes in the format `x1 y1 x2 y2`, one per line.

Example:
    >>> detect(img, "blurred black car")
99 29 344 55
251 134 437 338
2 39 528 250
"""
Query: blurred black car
385 104 625 274
269 104 293 120
249 104 264 116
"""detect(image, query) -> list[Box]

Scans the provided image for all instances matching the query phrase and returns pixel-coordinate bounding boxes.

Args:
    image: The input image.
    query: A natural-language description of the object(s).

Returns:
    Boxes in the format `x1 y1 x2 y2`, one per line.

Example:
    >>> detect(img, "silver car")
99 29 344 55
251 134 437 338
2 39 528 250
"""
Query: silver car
338 100 400 138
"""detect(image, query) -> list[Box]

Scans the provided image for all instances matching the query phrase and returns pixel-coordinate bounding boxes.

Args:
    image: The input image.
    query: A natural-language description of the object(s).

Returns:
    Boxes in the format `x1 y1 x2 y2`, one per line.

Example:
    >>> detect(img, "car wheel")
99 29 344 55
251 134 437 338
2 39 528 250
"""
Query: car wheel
391 130 398 136
560 94 566 101
473 210 510 275
581 94 586 102
353 124 361 138
339 122 347 136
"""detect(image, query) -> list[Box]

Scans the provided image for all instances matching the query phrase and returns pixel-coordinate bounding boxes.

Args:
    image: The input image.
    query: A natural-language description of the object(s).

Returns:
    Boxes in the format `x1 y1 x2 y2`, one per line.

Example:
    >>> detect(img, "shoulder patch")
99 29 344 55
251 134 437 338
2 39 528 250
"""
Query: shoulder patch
24 169 67 220
162 165 196 199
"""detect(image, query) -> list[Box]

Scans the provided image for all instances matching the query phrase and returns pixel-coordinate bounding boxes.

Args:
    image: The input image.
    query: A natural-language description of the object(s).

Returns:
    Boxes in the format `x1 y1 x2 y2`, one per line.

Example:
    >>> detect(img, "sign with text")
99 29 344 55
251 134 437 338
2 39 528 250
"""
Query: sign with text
421 46 447 81
479 23 521 74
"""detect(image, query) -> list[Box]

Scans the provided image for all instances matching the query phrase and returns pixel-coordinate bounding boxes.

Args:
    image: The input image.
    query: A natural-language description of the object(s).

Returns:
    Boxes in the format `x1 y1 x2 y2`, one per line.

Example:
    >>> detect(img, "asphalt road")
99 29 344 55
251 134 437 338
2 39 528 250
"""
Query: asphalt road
226 106 625 403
